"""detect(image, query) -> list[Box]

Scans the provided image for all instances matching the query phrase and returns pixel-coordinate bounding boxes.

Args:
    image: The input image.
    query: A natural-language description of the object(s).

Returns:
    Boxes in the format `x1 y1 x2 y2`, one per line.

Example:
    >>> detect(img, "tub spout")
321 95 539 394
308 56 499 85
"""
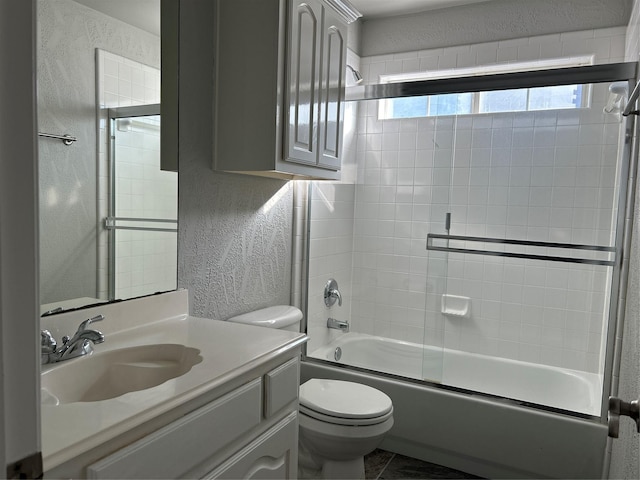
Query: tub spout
327 317 349 332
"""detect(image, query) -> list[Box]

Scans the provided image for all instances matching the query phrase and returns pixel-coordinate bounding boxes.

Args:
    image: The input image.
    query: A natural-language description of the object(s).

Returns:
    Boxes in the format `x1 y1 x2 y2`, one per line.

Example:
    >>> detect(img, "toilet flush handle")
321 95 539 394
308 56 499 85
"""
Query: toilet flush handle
608 396 640 438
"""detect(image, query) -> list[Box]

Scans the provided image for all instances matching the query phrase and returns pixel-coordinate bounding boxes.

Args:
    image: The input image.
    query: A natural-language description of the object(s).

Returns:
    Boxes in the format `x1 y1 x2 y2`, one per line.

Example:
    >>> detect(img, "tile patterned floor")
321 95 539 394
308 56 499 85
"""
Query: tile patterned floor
364 449 483 479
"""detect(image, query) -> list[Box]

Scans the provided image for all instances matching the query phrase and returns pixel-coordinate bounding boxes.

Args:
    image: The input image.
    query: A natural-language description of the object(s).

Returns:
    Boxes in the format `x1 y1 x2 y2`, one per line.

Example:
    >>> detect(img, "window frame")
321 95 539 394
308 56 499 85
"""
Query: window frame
378 56 594 120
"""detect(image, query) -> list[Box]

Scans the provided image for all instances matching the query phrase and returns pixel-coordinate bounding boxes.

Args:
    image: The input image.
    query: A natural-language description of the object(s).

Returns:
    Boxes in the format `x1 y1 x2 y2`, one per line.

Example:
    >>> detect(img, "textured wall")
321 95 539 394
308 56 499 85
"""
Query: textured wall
361 0 633 56
37 0 160 305
179 171 293 320
177 0 293 321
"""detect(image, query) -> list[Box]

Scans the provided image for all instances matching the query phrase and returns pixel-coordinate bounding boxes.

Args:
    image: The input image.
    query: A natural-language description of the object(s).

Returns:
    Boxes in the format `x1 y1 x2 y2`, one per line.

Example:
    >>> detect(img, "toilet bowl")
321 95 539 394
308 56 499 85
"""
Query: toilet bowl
227 306 395 479
298 378 394 479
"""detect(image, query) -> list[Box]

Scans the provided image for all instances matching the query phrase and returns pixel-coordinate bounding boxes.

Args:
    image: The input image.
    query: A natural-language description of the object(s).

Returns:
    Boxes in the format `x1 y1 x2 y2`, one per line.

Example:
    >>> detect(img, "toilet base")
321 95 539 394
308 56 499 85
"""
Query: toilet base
298 409 393 479
298 443 322 479
298 441 365 479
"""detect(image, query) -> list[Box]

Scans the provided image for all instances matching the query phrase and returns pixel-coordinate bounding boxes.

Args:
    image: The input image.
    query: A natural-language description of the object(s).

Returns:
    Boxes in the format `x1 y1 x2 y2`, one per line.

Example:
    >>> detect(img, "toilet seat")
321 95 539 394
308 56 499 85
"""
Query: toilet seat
299 379 393 426
300 404 393 426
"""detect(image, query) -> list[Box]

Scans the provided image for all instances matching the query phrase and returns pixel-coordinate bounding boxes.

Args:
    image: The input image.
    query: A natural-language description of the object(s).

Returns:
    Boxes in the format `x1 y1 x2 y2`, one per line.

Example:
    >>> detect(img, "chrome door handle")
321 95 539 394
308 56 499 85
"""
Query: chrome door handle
608 396 640 438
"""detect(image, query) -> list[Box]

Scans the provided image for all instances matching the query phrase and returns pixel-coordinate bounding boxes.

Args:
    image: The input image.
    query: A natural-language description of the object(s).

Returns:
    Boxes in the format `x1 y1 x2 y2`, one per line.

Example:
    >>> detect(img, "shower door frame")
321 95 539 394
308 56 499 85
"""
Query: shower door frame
302 61 638 422
105 104 178 301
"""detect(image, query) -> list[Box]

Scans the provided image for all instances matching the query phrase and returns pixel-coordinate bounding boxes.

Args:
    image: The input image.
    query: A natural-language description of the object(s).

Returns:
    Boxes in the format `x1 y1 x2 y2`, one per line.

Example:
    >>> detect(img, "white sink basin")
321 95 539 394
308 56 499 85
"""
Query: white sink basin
42 344 202 405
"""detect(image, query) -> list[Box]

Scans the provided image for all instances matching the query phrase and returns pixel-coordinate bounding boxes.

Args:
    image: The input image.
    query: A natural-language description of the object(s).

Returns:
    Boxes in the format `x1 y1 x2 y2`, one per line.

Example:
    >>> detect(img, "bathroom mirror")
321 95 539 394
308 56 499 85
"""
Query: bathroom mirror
37 0 178 314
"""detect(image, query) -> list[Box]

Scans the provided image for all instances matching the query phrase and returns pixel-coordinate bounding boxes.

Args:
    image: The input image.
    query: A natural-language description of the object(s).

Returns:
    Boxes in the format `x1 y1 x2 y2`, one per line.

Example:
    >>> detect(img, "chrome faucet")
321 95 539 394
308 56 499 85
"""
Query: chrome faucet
327 317 349 332
41 314 105 364
324 278 343 307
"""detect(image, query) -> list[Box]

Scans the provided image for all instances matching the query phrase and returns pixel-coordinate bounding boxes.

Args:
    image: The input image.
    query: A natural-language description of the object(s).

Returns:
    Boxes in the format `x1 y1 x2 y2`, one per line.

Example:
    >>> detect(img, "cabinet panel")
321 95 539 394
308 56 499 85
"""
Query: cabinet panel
214 0 357 180
318 8 346 170
264 357 299 418
87 379 262 479
205 412 298 480
286 0 322 166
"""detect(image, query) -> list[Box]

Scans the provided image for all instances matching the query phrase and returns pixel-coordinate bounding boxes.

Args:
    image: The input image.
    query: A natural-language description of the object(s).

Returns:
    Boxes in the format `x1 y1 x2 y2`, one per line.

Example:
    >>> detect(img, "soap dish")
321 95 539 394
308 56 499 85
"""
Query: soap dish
441 294 471 318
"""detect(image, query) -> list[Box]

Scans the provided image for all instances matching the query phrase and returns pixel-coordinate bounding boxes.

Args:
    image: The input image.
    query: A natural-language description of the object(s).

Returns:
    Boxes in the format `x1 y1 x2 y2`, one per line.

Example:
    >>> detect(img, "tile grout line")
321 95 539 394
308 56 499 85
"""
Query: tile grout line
375 453 396 480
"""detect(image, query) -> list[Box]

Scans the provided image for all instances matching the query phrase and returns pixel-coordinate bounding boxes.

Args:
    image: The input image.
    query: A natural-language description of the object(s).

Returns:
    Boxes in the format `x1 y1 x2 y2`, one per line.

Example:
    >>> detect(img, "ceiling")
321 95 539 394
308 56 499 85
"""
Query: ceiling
71 0 494 37
73 0 160 36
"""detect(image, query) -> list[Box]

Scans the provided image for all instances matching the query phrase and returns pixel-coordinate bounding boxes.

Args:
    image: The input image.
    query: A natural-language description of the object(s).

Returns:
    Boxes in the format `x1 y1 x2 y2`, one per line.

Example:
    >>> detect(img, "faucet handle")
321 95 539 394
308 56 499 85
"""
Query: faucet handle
40 330 57 353
77 314 105 332
324 279 343 307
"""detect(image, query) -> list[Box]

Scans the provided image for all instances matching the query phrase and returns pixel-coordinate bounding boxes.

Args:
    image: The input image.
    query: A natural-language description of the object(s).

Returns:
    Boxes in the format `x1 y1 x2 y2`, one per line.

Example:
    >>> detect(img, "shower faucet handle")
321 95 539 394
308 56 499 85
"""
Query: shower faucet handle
324 278 342 307
608 396 640 438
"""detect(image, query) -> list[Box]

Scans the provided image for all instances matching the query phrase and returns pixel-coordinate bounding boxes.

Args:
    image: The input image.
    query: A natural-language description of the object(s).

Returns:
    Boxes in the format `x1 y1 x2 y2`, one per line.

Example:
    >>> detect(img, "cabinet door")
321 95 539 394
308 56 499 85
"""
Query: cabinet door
286 0 323 166
205 412 299 480
86 379 262 479
318 7 346 170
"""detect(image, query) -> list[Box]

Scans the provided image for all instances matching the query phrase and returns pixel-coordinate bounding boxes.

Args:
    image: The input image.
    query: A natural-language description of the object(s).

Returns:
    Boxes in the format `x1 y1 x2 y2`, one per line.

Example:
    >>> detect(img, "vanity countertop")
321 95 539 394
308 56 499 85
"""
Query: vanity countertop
40 290 307 471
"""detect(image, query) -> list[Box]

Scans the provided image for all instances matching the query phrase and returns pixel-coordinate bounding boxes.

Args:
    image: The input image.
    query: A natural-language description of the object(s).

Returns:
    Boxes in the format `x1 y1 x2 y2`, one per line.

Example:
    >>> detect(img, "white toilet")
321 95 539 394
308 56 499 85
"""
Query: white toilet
227 306 394 479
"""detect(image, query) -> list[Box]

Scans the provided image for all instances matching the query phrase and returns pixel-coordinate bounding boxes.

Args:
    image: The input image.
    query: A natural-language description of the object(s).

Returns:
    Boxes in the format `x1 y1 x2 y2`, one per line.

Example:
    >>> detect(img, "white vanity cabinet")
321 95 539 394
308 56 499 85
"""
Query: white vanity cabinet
47 354 301 480
84 357 300 480
214 0 360 180
40 291 307 479
204 412 298 479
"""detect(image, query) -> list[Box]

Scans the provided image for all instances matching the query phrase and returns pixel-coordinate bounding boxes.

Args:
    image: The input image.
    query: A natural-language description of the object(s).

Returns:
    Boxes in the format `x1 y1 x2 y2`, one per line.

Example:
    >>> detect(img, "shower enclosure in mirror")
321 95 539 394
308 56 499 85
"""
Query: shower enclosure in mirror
106 106 177 300
304 61 636 419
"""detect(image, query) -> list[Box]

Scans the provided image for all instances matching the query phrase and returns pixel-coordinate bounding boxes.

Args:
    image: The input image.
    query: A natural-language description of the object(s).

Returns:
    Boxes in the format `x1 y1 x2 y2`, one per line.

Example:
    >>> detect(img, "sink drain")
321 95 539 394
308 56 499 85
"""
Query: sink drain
334 347 342 361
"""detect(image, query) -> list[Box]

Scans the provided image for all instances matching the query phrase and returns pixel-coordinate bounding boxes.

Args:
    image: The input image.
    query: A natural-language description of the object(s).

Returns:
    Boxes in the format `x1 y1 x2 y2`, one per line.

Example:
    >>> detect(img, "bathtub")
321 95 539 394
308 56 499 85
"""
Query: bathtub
304 332 608 479
311 332 602 416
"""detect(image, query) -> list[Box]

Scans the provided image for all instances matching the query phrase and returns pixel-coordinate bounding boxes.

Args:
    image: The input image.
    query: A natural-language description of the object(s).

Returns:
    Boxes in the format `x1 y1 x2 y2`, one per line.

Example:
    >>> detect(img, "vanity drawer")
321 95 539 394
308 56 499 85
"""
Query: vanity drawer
264 357 299 418
87 378 262 479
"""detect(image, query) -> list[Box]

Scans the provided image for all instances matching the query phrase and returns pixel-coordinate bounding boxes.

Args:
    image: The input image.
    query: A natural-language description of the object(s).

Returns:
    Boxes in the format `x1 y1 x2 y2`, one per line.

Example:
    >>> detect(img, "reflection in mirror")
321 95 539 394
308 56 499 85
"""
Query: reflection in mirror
37 0 175 315
106 103 177 300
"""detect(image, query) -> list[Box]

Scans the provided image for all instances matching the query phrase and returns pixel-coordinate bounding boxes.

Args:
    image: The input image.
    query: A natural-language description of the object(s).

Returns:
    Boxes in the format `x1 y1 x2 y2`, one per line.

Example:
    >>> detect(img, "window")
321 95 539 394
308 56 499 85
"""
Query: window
378 57 592 120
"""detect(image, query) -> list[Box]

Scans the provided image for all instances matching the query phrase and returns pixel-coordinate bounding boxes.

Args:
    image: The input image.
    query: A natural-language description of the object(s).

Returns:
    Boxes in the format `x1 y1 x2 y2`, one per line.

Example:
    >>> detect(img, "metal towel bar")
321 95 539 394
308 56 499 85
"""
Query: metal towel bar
426 234 616 267
38 132 77 145
104 217 177 233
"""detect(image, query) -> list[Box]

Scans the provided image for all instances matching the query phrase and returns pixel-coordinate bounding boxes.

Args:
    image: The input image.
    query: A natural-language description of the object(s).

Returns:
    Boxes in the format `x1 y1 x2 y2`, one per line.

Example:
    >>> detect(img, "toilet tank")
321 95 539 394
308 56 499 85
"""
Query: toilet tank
226 305 303 332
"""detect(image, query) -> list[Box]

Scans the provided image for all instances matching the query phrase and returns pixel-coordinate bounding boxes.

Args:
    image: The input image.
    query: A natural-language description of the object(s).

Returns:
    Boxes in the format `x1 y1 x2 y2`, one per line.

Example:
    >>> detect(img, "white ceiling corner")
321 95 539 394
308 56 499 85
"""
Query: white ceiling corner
349 0 494 19
70 0 493 34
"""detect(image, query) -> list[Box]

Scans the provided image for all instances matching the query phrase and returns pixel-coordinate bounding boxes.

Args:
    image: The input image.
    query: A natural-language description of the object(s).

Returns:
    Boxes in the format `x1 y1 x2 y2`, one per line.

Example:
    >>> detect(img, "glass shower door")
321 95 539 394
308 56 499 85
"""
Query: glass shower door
422 80 627 416
419 114 457 385
106 105 178 300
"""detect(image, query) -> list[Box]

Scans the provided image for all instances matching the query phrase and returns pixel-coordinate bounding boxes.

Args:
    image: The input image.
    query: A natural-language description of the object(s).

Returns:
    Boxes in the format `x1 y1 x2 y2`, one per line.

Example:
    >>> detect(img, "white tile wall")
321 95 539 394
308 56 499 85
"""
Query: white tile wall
305 50 359 354
307 27 627 376
96 50 176 301
306 182 356 353
113 117 178 300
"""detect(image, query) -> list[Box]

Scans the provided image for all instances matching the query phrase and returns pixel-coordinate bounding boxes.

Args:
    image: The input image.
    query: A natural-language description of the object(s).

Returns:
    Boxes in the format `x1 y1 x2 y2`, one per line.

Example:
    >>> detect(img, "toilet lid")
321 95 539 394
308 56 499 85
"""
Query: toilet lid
299 379 393 420
227 305 302 329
